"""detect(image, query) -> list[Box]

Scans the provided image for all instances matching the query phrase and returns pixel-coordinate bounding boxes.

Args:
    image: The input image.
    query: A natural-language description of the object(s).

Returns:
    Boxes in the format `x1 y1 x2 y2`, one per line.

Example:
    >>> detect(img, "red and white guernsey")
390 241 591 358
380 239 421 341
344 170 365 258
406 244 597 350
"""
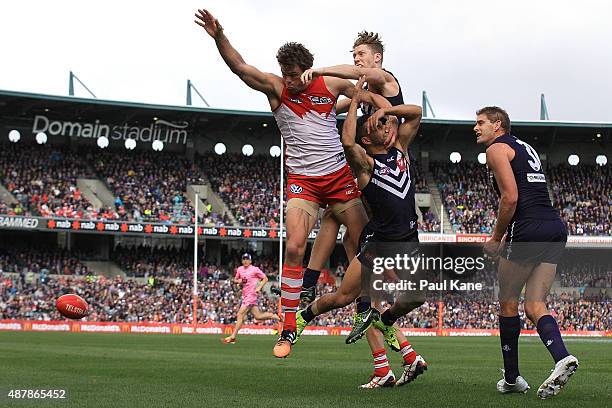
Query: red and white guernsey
273 76 346 177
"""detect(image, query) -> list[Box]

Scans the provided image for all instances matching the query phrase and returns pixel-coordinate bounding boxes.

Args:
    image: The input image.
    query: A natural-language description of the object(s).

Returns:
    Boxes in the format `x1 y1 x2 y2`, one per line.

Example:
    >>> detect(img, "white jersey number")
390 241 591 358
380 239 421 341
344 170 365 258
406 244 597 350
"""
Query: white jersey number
515 139 542 171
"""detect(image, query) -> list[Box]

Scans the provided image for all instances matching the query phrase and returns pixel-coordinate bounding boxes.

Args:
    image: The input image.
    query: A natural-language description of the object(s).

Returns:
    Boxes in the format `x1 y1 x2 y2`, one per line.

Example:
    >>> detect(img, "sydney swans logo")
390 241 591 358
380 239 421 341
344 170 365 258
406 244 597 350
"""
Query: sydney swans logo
32 115 190 144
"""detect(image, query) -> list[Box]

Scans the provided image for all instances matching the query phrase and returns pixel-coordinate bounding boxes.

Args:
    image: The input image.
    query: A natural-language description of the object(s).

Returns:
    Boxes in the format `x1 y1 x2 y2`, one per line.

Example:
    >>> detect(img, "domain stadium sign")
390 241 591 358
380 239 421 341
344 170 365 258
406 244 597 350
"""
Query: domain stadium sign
32 115 189 145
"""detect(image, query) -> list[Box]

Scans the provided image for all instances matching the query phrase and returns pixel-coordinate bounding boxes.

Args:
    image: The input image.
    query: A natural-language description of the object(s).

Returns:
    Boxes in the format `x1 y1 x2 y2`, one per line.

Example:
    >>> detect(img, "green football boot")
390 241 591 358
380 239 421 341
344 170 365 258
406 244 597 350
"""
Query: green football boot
293 309 308 344
372 317 401 351
345 307 380 345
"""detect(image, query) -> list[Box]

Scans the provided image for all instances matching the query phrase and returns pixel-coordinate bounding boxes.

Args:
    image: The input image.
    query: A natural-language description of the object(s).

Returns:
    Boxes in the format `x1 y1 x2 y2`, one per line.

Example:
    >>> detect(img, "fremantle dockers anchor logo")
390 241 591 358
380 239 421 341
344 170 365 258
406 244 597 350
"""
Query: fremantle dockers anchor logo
290 184 303 194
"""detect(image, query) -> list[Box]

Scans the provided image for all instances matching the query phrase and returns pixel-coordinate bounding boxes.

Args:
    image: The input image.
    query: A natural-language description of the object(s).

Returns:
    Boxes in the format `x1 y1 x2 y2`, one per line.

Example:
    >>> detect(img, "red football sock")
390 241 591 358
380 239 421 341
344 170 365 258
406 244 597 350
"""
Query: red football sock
399 340 417 364
280 264 303 331
372 348 390 377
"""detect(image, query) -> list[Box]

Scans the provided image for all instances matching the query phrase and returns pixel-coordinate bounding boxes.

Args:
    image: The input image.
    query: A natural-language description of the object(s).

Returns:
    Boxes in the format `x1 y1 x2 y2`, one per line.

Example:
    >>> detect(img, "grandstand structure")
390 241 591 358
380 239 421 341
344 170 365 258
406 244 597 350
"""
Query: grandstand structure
0 90 610 335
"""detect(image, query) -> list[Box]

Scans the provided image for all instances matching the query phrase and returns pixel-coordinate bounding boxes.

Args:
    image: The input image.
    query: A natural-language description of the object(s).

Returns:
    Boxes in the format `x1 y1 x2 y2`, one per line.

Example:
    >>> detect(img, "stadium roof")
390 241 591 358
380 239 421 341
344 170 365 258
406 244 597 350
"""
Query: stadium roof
3 89 612 126
1 90 611 143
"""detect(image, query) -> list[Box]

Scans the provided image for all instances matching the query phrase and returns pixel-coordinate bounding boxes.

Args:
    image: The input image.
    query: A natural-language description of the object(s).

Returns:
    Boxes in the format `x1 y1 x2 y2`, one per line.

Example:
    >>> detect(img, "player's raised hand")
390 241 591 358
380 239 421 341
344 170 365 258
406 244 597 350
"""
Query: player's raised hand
366 108 383 135
354 75 367 100
300 68 321 84
383 116 399 148
194 9 223 39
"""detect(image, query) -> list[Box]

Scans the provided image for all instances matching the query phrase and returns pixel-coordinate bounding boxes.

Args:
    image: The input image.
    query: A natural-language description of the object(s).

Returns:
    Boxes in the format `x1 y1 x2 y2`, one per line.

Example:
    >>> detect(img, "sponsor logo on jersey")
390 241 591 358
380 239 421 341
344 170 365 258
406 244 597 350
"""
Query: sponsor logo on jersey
377 166 391 176
308 95 333 105
290 184 303 194
387 156 395 162
527 173 546 183
288 97 303 104
345 189 354 195
335 152 345 163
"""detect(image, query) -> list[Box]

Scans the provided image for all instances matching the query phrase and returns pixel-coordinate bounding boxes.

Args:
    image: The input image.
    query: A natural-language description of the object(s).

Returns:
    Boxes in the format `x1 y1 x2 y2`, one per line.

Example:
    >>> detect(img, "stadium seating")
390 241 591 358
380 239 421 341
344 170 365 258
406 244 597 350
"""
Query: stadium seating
558 259 611 288
431 161 497 234
110 244 279 279
93 151 205 224
0 144 110 220
548 164 611 236
201 153 281 228
0 248 89 276
0 144 608 234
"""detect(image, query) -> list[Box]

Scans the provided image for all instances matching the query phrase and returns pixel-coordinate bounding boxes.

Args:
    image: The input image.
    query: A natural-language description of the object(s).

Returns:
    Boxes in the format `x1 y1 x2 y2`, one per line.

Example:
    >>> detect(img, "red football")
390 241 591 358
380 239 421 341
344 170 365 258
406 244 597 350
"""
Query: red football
56 294 89 320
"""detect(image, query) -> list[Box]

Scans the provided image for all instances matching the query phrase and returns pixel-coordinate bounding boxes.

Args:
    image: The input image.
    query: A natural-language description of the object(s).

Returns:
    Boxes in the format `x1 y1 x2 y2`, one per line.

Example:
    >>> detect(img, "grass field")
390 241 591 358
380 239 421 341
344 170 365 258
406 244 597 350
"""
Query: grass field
0 332 610 407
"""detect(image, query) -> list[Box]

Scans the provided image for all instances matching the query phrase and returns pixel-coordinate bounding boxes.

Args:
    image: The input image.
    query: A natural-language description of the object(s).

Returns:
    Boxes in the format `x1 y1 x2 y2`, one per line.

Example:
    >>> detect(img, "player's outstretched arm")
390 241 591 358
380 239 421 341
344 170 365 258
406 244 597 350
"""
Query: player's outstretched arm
341 77 373 188
366 104 422 152
194 9 281 100
301 65 392 88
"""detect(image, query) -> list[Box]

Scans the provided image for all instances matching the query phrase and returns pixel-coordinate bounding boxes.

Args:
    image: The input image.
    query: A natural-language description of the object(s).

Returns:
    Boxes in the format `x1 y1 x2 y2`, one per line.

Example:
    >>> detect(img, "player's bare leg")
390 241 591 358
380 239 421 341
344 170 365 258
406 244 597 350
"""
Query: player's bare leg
274 199 317 358
299 256 363 325
524 263 578 399
251 306 281 322
332 201 376 332
295 256 365 344
332 200 367 260
301 200 365 303
224 304 251 343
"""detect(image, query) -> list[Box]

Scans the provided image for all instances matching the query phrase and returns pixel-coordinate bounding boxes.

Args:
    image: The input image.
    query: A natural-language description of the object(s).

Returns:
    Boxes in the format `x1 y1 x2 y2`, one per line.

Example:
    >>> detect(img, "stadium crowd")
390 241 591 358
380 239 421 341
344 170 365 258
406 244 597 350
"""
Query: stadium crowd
0 248 89 277
432 161 497 234
201 153 281 228
0 144 105 220
411 160 430 194
110 244 280 279
1 145 609 235
559 259 612 288
93 151 205 224
548 164 611 236
1 272 609 330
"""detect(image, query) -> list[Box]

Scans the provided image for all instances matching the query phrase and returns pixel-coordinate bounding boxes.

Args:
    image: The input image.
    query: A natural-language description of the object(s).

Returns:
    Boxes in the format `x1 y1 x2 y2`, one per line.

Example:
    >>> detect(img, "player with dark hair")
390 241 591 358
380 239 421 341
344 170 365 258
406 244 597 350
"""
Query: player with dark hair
295 77 428 388
223 253 280 344
298 31 427 386
475 106 579 399
194 9 391 358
